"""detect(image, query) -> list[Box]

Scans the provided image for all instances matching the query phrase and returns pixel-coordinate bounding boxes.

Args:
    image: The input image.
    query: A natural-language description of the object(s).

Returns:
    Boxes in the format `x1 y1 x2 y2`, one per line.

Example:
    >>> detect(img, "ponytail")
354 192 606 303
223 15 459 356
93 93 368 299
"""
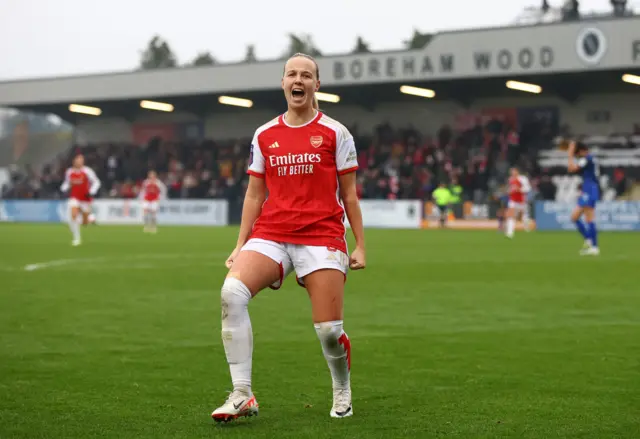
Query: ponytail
312 94 319 110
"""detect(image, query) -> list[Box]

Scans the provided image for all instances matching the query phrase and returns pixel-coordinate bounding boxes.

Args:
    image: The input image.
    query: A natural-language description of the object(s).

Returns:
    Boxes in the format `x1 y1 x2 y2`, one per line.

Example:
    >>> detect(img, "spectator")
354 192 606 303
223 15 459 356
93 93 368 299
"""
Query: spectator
538 174 557 201
4 118 636 207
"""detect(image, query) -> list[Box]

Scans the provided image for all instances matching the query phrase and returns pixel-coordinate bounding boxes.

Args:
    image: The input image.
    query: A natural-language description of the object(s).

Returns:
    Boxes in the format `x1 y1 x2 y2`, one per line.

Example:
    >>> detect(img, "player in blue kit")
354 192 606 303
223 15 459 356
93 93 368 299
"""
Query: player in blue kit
567 140 600 256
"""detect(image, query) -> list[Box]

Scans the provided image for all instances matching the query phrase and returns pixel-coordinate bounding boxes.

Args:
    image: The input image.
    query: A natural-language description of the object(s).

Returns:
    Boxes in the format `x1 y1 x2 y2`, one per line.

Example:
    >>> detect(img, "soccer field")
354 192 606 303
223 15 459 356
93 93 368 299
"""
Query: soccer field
1 224 639 439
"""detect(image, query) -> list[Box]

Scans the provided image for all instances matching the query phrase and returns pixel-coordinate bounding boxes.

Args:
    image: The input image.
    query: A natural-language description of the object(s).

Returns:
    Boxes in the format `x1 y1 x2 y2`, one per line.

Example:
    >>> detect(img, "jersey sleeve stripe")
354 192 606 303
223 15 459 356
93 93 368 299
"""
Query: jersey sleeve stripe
319 115 351 140
256 117 280 135
247 170 265 178
338 166 358 175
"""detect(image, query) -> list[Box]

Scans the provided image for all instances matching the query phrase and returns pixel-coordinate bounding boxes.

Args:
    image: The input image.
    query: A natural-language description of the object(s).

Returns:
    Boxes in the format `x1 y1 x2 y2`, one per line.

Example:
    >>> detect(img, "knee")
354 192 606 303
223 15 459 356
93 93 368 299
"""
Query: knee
315 321 342 348
584 210 595 223
221 278 251 320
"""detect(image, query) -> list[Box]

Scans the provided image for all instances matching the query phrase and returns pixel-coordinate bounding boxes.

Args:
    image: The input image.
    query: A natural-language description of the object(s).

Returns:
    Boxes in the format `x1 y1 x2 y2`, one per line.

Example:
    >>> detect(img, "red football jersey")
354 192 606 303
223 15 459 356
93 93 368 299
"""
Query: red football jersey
140 179 167 201
61 166 100 201
247 112 359 253
509 175 530 203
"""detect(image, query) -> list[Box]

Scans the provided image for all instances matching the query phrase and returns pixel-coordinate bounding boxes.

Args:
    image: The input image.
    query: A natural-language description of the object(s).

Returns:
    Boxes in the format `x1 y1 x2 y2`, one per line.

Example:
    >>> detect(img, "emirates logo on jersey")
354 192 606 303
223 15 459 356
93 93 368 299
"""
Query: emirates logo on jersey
269 152 321 177
310 136 323 148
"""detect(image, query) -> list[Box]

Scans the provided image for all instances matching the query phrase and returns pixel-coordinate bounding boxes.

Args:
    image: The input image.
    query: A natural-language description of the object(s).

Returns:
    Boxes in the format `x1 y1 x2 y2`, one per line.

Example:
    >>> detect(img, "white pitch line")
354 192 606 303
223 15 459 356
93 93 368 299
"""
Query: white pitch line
24 258 85 272
22 252 228 272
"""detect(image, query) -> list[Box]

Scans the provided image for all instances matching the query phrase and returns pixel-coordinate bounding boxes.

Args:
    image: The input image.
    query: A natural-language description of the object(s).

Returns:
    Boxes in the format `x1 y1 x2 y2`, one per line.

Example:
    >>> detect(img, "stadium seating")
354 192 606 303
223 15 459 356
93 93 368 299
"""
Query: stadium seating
2 122 638 204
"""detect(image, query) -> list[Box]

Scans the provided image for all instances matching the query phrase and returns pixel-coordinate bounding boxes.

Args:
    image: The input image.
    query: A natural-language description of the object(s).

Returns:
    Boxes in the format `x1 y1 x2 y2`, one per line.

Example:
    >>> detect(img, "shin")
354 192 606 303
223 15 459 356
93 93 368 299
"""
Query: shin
220 277 253 390
315 321 351 390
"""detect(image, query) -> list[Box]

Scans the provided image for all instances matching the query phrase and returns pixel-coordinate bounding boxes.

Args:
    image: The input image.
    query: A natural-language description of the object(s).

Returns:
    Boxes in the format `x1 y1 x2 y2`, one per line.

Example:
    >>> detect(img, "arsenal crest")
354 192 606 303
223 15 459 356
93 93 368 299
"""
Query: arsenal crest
310 136 323 148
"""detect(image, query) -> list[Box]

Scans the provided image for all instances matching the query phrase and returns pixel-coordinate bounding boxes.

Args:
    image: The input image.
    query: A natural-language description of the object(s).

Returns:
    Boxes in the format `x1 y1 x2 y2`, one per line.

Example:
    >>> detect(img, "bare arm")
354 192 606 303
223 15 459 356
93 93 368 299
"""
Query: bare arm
339 172 365 250
567 141 580 173
86 167 101 195
235 176 267 248
159 181 168 200
60 169 70 192
138 181 146 200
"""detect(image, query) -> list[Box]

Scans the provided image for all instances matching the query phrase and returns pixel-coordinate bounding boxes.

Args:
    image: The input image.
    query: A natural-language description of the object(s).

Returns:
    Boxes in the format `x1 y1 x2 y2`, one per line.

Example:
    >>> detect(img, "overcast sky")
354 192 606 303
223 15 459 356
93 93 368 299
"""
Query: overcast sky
0 0 621 81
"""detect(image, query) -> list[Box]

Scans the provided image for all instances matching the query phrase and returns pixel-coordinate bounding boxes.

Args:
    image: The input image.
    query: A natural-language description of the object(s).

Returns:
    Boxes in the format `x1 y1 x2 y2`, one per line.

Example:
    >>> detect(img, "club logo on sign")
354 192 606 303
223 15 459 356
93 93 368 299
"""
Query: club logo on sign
310 136 323 148
576 27 607 66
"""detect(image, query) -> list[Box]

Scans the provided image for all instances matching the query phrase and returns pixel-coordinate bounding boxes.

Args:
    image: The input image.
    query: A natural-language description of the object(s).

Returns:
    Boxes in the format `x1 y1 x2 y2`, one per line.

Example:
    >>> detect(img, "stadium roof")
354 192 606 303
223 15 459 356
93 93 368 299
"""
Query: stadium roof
0 16 639 120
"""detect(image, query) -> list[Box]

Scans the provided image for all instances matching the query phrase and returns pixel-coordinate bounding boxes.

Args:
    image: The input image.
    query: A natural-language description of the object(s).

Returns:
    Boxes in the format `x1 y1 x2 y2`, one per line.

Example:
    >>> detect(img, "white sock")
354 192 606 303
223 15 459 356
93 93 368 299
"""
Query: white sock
69 216 80 240
523 215 530 231
506 218 515 237
220 278 253 392
315 321 351 390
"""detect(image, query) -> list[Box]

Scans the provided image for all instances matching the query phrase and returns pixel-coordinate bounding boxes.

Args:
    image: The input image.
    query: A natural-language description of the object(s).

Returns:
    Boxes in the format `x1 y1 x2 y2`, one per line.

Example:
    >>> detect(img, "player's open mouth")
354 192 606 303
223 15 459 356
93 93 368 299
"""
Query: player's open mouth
291 88 305 99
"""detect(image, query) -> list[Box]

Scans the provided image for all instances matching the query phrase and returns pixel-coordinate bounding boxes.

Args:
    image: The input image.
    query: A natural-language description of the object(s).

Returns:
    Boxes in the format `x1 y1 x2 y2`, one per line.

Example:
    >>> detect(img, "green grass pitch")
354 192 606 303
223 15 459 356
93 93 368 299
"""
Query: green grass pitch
1 224 639 439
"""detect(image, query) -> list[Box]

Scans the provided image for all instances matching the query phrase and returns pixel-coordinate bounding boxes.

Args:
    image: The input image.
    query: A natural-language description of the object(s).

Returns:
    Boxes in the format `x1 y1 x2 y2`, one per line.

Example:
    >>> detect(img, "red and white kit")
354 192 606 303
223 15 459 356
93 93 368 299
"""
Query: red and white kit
60 166 100 212
508 174 531 213
139 179 167 211
244 111 359 287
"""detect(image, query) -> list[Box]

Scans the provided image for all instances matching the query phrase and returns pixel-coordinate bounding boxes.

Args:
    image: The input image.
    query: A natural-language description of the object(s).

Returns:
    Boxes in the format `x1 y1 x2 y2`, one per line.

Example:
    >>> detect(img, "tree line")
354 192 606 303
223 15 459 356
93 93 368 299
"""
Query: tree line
139 31 433 69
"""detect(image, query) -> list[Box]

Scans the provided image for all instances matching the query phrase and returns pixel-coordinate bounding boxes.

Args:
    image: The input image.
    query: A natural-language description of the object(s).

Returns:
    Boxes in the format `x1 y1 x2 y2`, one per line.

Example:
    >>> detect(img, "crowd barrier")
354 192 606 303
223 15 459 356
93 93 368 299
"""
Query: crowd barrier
6 199 635 231
345 200 422 229
92 199 228 226
0 200 64 223
535 201 640 231
1 199 423 229
0 199 229 226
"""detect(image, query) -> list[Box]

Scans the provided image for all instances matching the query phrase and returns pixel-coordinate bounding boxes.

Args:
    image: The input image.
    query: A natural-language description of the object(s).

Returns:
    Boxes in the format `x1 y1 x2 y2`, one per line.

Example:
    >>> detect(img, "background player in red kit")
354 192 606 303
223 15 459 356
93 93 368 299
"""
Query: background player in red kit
211 53 366 422
60 154 101 246
505 166 532 238
138 170 167 233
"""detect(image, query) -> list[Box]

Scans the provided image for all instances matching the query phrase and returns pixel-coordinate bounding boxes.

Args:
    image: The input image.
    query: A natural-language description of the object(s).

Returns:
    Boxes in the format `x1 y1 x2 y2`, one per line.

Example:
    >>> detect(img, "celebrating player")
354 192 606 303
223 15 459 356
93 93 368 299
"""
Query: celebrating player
139 170 167 233
568 140 600 255
505 167 531 238
211 53 366 422
60 154 100 246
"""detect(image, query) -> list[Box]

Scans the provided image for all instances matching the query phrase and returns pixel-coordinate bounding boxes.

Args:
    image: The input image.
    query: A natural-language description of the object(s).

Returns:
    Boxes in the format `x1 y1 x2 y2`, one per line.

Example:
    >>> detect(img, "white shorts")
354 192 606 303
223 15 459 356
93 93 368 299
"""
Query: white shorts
241 238 349 289
142 201 159 212
68 198 92 213
508 200 529 214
